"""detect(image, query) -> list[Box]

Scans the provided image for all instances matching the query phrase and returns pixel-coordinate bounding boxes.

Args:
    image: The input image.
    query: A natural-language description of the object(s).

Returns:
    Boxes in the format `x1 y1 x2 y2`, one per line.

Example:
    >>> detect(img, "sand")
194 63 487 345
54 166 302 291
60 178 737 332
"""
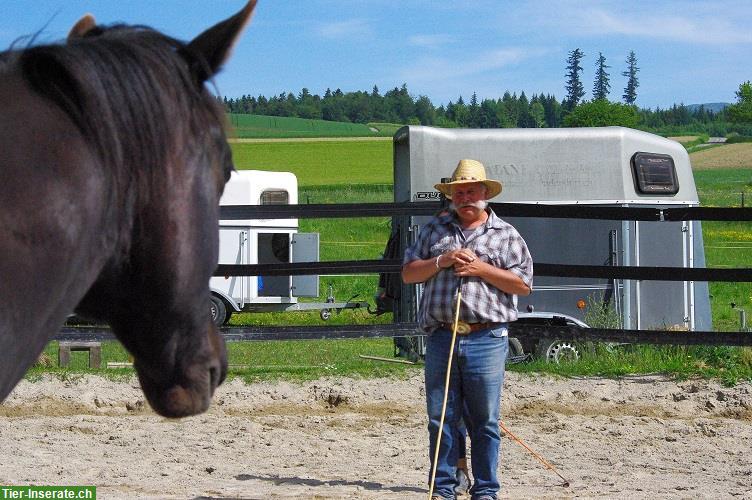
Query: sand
1 372 751 499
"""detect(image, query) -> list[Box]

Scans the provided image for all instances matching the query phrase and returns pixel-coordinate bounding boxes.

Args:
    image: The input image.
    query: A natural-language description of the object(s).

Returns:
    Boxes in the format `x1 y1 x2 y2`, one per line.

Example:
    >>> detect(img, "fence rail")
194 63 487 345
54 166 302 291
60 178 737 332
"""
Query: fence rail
55 324 752 346
220 201 752 222
215 260 752 282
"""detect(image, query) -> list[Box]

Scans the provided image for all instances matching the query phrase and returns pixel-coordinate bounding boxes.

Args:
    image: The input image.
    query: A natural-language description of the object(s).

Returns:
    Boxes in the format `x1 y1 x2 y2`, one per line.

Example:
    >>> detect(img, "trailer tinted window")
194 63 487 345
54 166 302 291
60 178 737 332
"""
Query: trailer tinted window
260 190 289 204
631 152 679 195
258 233 290 297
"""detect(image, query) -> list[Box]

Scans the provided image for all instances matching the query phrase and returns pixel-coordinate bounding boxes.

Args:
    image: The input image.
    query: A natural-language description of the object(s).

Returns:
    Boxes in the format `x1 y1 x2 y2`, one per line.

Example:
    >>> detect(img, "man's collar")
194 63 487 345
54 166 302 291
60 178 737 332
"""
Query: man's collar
484 208 505 228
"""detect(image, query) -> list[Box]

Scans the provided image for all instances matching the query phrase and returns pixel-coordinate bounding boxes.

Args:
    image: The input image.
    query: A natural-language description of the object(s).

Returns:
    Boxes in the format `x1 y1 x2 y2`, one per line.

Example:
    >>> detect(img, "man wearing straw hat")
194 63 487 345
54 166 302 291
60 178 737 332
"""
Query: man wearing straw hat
402 159 533 500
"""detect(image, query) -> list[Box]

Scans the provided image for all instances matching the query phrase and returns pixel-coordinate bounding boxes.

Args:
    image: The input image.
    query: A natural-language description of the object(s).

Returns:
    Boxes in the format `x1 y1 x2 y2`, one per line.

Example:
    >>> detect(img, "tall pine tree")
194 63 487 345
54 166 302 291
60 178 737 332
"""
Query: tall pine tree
622 51 639 105
564 48 585 111
592 52 611 101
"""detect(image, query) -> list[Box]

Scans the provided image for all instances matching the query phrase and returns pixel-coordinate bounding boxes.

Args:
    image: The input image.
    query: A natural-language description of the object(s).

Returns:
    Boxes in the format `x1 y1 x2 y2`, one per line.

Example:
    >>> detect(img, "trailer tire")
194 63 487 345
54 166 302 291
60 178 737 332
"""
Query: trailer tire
507 337 526 364
210 295 228 327
509 337 524 357
536 339 582 363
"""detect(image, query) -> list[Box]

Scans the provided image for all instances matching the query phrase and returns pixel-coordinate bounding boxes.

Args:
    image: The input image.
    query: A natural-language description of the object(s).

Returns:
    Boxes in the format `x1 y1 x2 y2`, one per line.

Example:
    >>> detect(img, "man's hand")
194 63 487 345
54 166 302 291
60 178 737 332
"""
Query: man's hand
450 249 532 295
454 254 493 277
441 248 478 268
452 249 487 277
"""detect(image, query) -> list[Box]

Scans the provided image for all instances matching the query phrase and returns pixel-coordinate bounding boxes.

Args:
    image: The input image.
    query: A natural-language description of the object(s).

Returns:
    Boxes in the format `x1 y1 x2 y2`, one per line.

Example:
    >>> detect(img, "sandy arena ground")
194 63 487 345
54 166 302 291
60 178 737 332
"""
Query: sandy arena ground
1 372 751 499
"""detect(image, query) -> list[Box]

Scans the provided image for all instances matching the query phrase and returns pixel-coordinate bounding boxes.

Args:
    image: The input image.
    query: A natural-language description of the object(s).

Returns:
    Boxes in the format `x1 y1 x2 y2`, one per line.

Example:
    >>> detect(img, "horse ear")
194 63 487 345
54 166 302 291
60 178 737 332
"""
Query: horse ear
183 0 257 84
68 14 97 39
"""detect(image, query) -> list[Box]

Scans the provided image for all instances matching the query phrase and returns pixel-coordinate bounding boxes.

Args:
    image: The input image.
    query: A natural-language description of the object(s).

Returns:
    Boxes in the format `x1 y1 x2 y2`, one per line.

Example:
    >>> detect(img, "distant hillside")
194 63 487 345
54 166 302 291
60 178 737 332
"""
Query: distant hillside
226 113 396 139
686 103 729 113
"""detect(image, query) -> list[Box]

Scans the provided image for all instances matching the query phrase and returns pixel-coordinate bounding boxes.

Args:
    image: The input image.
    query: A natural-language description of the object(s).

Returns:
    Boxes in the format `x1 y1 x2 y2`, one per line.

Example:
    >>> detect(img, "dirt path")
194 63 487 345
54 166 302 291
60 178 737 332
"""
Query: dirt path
1 373 751 499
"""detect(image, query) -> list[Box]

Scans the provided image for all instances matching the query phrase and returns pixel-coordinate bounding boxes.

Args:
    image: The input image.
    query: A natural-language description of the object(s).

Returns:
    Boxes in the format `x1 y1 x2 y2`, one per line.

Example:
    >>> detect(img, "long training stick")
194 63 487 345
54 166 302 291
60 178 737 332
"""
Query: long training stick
427 286 463 499
499 420 571 487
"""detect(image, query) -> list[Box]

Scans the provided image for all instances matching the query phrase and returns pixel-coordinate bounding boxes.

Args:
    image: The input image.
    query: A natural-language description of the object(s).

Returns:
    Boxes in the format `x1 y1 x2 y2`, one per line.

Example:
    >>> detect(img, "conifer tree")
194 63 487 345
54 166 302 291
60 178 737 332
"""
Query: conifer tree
622 51 639 105
564 48 585 111
592 52 611 101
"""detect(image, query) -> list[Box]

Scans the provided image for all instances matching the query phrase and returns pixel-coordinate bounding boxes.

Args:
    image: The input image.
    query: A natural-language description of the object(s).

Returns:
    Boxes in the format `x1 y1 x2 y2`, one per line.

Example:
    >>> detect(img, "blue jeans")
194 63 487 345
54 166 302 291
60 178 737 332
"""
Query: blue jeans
425 324 508 499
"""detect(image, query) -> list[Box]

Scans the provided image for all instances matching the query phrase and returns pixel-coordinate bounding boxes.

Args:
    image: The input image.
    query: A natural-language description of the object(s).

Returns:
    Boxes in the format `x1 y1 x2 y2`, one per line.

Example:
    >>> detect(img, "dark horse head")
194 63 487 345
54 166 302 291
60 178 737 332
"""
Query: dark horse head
0 1 257 417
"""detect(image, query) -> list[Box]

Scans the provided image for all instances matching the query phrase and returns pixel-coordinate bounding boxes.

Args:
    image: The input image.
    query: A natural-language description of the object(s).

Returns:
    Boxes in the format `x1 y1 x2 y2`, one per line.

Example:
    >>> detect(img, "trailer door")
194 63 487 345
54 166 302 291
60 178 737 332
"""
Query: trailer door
635 220 689 329
291 233 320 297
215 228 250 307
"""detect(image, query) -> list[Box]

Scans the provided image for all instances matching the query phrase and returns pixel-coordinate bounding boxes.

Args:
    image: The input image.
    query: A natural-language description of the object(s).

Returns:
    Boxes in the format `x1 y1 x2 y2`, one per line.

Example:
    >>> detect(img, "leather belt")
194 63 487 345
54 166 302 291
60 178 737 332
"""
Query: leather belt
439 321 501 335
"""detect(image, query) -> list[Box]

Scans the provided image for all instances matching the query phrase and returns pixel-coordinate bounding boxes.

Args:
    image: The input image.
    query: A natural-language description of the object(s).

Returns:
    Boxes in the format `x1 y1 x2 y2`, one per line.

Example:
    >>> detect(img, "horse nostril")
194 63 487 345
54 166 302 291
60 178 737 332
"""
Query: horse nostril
209 365 218 389
209 361 225 389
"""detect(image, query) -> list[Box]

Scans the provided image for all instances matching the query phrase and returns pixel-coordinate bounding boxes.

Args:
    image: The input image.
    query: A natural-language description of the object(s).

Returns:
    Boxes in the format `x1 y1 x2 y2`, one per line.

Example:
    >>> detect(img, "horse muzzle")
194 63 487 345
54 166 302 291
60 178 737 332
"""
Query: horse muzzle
135 325 227 418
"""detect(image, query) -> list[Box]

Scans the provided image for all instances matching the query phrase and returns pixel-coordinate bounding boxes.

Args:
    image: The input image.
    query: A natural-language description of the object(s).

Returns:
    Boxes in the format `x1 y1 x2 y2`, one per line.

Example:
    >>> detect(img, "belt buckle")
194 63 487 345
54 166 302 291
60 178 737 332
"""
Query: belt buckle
455 321 471 335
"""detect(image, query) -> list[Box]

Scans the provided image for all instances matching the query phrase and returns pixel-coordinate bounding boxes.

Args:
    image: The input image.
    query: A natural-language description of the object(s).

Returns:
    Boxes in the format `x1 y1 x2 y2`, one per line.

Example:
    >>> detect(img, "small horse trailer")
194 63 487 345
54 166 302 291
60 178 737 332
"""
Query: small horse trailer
210 170 366 325
393 126 712 361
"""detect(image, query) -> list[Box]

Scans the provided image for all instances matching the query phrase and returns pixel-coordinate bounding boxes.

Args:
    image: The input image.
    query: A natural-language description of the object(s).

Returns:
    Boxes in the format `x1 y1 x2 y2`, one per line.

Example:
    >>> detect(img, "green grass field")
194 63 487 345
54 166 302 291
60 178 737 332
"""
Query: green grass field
367 122 404 136
695 168 752 332
227 113 392 138
694 168 752 207
231 139 392 186
33 337 416 382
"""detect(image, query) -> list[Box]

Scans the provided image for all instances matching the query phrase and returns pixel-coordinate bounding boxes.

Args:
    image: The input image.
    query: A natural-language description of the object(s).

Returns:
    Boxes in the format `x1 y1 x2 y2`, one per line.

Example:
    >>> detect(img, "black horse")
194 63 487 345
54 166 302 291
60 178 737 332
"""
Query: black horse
0 1 257 417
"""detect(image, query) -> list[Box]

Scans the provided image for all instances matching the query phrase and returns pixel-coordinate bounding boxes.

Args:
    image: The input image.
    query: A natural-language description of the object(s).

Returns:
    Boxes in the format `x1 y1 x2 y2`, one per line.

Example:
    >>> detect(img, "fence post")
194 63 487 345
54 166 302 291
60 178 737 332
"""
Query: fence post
741 308 748 332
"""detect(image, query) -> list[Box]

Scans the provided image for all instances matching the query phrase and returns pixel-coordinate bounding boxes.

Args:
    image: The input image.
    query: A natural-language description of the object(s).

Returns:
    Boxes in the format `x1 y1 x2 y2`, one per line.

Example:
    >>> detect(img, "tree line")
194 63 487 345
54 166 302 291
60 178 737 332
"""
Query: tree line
222 85 565 128
222 50 752 135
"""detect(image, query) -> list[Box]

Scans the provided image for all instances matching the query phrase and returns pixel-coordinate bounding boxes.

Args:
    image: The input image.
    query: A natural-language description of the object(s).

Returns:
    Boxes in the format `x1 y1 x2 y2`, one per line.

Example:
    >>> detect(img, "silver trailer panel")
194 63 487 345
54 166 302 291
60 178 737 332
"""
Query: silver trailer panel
395 126 698 204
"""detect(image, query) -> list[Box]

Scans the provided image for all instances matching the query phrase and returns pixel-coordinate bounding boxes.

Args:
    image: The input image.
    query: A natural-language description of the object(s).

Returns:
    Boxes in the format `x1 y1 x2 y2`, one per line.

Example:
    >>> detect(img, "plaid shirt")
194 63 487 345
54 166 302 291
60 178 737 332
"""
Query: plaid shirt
403 209 533 333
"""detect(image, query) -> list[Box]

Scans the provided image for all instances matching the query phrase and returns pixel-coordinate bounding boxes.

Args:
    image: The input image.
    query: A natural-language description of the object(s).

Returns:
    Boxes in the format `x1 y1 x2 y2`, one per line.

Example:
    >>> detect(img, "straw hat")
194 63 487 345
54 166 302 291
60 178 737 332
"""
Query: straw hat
434 159 502 199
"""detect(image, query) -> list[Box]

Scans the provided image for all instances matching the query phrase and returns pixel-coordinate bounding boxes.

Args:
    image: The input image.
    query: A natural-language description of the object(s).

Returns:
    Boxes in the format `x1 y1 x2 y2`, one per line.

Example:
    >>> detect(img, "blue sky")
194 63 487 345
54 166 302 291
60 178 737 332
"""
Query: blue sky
3 1 750 110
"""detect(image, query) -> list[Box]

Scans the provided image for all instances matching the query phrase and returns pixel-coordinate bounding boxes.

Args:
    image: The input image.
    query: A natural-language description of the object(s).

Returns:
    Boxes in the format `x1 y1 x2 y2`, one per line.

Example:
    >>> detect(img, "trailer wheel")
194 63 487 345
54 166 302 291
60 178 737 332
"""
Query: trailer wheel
320 308 332 321
509 337 524 356
210 295 227 327
536 339 581 363
507 337 527 364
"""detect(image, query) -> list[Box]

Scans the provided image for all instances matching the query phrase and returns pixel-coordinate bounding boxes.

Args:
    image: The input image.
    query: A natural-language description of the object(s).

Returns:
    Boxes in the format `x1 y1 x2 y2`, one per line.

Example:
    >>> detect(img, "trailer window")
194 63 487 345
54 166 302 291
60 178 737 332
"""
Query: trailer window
260 190 289 205
631 152 679 195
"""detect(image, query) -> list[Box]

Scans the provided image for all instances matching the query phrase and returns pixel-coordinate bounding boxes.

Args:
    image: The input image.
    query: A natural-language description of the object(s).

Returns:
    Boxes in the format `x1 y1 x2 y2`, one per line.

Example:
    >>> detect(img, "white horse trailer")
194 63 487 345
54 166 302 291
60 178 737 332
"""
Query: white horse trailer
210 170 365 325
393 126 712 361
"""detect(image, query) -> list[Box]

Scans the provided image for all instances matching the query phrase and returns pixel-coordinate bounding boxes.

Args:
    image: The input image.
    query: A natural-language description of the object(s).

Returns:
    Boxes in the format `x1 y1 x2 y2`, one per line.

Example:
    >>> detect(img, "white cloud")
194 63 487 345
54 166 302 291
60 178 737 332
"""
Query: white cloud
582 8 752 45
519 1 752 45
399 47 548 84
408 34 456 49
316 19 372 39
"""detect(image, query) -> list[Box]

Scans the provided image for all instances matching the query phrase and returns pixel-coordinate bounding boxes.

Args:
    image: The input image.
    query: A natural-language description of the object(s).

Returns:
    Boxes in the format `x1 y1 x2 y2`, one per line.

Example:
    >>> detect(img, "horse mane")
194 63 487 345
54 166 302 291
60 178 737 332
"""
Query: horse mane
14 24 232 214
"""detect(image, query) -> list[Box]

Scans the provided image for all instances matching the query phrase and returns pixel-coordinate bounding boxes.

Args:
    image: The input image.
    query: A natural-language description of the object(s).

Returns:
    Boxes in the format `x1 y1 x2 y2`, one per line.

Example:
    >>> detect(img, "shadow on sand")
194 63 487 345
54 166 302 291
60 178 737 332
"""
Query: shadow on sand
223 472 425 494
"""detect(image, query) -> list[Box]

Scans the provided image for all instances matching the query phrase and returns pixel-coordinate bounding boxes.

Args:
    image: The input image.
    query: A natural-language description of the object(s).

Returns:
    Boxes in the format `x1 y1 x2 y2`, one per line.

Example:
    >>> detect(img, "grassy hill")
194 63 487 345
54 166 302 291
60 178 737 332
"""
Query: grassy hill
226 113 400 139
231 139 392 186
